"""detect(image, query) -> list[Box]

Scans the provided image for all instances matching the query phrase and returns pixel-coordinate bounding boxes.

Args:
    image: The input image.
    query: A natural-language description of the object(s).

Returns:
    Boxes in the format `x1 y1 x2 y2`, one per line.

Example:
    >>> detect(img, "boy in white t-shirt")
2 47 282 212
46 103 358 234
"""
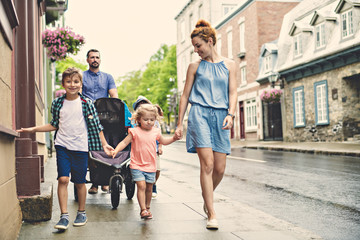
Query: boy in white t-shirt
17 67 112 231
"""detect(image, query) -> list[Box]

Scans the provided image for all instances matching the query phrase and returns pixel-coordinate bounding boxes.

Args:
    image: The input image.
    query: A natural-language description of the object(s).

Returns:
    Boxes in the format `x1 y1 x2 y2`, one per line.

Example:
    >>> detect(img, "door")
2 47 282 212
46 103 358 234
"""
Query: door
239 102 245 139
262 102 283 141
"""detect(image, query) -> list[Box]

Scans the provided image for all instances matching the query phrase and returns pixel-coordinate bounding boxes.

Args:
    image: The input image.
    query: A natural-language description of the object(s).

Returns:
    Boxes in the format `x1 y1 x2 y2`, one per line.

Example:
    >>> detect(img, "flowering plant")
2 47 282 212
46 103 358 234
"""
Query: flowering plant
260 88 283 103
42 27 85 61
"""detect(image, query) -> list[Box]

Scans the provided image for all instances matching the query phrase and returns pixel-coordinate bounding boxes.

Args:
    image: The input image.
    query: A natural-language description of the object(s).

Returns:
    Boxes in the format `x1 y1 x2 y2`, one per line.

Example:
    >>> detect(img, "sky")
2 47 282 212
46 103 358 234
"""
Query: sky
64 0 189 79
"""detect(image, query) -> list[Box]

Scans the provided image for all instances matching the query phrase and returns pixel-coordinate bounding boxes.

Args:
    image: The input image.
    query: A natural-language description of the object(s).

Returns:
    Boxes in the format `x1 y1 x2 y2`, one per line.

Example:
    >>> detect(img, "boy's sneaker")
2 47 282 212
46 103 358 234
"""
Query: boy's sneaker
73 211 87 227
54 216 69 230
152 184 157 198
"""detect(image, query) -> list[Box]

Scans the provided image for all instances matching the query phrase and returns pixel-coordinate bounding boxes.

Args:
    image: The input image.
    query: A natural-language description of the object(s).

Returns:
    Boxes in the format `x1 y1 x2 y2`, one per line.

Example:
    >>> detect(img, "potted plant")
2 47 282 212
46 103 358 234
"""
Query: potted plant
42 27 85 62
260 88 283 103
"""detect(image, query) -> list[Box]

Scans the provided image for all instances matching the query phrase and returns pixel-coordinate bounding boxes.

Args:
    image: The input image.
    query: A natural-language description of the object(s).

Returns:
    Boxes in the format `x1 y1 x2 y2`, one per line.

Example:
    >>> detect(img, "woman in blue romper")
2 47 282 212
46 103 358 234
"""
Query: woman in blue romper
175 19 237 230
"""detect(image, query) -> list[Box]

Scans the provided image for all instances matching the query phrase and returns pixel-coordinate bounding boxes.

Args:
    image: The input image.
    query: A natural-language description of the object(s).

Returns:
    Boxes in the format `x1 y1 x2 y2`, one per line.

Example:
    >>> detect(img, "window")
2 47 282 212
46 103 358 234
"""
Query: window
314 80 329 125
240 66 246 85
264 55 271 73
292 86 305 127
239 21 245 52
189 14 194 32
315 23 326 49
198 4 203 20
341 9 354 38
294 34 303 57
180 20 185 43
227 30 232 58
217 35 222 54
222 4 236 16
245 99 257 130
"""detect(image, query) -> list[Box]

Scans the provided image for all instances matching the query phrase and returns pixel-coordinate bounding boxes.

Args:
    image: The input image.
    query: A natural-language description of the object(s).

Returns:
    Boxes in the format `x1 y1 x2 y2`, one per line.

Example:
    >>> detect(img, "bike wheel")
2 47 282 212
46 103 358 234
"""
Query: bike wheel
111 177 121 209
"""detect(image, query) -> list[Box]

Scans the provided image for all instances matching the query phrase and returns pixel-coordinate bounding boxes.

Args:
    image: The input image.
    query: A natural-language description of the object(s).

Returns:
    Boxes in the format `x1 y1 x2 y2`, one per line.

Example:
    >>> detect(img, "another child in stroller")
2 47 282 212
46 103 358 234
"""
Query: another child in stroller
110 103 180 219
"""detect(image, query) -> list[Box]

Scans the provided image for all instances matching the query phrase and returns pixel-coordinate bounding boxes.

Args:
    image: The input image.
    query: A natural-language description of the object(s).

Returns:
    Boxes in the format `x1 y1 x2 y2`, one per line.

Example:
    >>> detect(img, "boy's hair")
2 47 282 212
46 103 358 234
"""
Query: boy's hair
87 49 100 58
62 67 83 84
131 104 160 126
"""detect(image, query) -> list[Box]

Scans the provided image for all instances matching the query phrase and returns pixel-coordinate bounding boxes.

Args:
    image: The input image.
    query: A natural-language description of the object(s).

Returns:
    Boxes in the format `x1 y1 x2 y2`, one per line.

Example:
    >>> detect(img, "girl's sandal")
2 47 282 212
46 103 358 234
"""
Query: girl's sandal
146 207 153 219
140 209 150 219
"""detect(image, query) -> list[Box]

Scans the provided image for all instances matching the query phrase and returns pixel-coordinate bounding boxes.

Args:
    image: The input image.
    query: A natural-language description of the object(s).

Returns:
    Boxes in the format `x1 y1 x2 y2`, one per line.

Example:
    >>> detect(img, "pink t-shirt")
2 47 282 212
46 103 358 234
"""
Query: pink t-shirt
129 127 161 172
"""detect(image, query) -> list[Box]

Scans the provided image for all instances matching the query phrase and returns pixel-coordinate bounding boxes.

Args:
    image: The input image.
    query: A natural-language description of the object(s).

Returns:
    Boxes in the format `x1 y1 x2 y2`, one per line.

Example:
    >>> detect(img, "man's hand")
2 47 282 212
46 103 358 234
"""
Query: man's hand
103 144 114 157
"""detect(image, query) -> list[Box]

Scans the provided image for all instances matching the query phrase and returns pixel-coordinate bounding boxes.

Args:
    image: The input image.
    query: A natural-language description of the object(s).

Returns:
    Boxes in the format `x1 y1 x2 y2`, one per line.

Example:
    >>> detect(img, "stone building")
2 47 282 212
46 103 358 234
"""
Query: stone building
274 0 360 142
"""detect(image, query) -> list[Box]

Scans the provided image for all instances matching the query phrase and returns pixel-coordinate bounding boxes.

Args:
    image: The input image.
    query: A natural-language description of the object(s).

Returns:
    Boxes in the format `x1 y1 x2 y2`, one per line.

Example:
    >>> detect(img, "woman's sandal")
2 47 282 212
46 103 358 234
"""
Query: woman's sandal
140 209 152 219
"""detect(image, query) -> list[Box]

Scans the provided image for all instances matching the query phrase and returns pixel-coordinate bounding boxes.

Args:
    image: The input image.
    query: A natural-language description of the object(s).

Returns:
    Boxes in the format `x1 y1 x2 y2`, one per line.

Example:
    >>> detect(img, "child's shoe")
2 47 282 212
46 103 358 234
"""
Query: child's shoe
152 184 157 198
54 214 69 230
73 211 87 226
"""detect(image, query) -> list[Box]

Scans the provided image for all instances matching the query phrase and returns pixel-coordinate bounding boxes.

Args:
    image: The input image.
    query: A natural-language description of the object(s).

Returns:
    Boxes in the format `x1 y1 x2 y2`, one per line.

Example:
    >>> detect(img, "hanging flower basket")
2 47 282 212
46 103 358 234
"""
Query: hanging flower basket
42 27 85 62
260 88 283 103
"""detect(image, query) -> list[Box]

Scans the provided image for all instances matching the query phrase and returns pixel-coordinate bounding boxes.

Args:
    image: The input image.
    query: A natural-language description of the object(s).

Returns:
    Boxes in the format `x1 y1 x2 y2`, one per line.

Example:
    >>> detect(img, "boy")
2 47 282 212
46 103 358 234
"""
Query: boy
17 67 112 230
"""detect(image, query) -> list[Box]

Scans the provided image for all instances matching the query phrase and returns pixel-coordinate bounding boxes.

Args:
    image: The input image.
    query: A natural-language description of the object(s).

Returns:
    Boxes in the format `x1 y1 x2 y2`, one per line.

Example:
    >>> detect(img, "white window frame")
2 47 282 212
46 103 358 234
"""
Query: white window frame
227 28 232 58
292 86 305 127
314 80 329 125
294 33 303 57
240 66 246 85
222 4 236 16
341 9 354 39
180 19 185 43
264 54 271 73
245 99 257 131
198 4 203 20
239 20 245 53
217 35 222 55
315 22 326 49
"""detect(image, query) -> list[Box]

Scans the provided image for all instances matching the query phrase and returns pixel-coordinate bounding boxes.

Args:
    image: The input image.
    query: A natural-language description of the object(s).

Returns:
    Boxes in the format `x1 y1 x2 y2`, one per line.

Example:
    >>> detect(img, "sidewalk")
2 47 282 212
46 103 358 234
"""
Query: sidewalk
229 139 360 157
18 150 323 240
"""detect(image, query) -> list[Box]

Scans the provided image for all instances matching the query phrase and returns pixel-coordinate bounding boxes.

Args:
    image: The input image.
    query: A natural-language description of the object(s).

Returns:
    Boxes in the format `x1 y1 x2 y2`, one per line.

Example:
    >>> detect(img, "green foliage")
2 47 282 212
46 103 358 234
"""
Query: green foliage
116 44 177 119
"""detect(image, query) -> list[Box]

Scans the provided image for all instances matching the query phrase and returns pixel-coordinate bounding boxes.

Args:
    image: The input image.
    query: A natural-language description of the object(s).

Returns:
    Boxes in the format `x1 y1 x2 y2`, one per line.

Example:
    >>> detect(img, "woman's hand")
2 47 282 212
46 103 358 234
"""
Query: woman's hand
175 125 183 139
222 115 234 130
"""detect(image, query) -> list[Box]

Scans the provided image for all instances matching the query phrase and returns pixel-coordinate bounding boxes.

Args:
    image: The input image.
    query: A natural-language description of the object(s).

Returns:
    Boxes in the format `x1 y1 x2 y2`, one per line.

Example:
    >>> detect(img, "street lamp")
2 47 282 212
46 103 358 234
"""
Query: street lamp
268 71 279 88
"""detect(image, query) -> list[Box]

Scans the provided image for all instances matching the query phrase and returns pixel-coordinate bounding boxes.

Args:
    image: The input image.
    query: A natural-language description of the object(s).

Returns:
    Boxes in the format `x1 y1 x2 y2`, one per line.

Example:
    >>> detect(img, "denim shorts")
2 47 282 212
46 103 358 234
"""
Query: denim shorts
55 145 88 184
130 169 156 183
186 104 231 154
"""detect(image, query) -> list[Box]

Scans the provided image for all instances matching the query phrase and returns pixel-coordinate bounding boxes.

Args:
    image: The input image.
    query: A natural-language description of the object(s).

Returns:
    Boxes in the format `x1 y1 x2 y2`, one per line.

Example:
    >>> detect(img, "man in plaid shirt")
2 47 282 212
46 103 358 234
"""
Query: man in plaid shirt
17 67 112 231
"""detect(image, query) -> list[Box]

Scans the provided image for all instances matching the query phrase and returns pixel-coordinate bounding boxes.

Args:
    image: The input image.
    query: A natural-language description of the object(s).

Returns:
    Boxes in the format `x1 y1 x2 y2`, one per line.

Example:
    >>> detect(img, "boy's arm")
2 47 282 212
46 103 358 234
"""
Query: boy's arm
112 134 133 158
158 135 179 146
99 131 114 156
16 124 57 133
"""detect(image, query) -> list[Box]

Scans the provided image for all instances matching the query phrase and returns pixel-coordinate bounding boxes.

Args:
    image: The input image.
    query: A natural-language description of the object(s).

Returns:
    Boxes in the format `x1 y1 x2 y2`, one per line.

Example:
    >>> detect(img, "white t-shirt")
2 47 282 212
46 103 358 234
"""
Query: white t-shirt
55 97 88 152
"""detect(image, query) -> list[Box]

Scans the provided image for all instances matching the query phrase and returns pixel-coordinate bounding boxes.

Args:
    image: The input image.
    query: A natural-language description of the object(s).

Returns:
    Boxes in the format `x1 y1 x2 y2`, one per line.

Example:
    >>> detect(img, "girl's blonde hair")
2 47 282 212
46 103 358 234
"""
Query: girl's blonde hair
131 104 160 126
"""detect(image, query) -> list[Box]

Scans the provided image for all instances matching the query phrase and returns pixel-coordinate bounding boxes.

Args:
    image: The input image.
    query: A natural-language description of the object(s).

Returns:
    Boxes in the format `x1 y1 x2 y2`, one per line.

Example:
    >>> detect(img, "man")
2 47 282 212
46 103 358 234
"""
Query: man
83 49 132 194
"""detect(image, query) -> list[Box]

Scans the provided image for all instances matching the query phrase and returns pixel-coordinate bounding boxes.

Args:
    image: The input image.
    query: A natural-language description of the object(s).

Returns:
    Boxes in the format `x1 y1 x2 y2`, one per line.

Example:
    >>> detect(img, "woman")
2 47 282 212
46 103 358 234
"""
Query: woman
175 19 236 230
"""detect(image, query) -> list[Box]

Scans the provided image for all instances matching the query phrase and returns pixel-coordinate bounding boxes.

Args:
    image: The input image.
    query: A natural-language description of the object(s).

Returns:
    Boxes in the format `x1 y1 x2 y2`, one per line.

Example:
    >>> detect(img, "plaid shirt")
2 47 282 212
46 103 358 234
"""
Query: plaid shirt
50 93 104 151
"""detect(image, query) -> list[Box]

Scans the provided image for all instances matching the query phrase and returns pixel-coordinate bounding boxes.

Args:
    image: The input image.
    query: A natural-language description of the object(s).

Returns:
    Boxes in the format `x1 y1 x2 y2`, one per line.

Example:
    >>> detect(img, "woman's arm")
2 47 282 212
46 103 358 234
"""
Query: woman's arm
175 61 199 138
223 59 237 130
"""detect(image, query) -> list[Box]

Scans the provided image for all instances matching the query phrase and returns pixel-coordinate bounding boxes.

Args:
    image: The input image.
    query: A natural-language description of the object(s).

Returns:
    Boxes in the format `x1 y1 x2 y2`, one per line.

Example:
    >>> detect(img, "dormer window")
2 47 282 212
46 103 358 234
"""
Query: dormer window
264 55 272 73
315 23 326 48
294 34 303 57
341 9 354 38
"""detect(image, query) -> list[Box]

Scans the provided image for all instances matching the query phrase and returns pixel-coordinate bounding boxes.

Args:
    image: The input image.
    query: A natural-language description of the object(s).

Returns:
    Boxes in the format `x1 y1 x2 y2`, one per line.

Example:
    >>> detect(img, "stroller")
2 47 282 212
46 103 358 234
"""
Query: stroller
74 98 135 209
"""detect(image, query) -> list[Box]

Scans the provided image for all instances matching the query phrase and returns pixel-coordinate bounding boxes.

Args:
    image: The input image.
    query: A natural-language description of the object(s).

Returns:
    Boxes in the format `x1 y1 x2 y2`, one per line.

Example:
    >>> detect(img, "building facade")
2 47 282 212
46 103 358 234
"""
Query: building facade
274 0 360 142
0 0 64 238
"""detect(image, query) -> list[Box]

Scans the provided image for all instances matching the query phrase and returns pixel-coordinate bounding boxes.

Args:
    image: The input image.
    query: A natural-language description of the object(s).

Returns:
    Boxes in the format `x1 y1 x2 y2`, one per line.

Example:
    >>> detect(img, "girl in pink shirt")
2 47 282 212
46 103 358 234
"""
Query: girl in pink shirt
111 104 179 219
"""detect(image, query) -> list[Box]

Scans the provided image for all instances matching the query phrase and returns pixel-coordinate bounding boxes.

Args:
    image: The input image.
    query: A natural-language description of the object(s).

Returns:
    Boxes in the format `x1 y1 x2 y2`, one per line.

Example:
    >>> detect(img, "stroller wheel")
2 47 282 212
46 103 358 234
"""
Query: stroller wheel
125 179 135 200
111 177 121 209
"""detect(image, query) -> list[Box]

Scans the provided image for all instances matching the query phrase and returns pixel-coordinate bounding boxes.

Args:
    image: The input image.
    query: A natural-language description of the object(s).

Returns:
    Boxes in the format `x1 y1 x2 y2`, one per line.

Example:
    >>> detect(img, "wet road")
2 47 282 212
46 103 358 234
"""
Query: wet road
162 142 360 240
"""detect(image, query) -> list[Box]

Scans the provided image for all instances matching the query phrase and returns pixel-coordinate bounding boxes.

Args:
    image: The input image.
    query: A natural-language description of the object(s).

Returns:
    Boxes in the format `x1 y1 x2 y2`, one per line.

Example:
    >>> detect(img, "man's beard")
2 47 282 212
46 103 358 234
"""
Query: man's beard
90 62 99 68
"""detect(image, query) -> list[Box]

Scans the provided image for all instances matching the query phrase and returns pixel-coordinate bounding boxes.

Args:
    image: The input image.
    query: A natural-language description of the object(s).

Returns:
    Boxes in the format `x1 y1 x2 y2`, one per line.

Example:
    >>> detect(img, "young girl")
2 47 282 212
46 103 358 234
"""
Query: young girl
111 104 179 219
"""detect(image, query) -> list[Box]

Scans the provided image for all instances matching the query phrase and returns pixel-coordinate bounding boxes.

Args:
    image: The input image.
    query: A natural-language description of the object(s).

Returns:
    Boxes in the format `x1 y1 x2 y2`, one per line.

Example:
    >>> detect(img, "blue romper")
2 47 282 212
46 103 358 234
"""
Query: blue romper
187 60 231 154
